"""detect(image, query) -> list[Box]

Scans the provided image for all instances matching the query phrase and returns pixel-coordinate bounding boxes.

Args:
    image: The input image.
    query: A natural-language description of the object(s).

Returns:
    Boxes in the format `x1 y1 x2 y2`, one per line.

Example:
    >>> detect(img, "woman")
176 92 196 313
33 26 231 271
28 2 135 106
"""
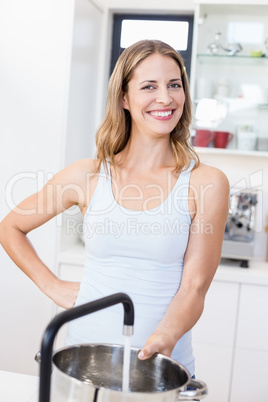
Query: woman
0 40 229 376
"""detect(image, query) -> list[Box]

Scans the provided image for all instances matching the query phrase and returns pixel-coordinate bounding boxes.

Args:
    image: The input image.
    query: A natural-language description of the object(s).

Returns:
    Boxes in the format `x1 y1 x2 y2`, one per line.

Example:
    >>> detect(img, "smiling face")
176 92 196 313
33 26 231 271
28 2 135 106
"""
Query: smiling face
122 53 185 139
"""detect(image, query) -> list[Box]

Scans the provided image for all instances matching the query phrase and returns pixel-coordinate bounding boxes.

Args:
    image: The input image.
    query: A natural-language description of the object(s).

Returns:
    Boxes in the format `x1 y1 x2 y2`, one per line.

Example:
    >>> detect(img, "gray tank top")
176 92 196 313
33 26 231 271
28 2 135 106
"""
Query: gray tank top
66 159 196 375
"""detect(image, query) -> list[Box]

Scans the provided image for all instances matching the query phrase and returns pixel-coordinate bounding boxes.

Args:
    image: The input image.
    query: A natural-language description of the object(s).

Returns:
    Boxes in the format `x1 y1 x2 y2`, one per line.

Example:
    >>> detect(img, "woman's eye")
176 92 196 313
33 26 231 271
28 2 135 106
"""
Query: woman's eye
169 83 181 88
142 85 155 90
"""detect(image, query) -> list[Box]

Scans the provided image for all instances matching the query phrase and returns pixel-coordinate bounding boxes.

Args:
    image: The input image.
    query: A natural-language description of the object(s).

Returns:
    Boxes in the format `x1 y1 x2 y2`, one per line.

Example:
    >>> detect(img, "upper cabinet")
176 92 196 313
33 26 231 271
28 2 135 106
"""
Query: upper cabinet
190 2 268 154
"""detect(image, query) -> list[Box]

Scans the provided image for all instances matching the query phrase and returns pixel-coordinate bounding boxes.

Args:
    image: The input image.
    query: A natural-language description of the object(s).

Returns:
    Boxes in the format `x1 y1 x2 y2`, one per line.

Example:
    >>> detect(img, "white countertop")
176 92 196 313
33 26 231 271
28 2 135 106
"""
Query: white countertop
0 370 211 401
59 240 268 287
0 371 39 402
216 258 268 286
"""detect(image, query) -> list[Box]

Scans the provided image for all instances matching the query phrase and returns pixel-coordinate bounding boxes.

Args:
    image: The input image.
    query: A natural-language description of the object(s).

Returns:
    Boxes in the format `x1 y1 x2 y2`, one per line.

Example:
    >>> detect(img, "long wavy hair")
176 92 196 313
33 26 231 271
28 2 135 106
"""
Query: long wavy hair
95 39 199 173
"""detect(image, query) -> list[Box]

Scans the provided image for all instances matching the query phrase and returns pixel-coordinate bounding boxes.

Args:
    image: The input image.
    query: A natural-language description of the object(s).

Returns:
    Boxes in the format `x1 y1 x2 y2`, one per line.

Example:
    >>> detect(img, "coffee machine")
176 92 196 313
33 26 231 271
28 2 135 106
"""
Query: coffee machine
221 190 258 267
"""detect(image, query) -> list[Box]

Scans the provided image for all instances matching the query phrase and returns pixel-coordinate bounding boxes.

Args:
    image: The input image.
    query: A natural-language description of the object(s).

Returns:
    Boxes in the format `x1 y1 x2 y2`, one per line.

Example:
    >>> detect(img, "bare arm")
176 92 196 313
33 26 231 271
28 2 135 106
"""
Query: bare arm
138 165 230 359
0 159 94 309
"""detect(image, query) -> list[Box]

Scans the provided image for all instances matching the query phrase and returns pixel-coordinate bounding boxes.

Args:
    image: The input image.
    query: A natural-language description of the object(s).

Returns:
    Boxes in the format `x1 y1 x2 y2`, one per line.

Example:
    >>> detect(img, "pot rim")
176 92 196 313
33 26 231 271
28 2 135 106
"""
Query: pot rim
52 343 191 395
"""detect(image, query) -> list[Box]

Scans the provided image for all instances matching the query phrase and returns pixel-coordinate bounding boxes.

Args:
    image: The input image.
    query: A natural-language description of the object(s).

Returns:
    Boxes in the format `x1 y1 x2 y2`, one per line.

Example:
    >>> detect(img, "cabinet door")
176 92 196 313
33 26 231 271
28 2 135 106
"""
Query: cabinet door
230 284 268 402
230 349 268 402
193 280 239 346
192 280 239 402
194 344 233 402
235 284 268 351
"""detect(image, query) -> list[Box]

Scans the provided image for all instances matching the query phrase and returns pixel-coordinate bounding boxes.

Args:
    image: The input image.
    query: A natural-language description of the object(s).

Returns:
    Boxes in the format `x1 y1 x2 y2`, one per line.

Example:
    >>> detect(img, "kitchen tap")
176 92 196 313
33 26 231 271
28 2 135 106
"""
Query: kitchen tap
38 293 134 402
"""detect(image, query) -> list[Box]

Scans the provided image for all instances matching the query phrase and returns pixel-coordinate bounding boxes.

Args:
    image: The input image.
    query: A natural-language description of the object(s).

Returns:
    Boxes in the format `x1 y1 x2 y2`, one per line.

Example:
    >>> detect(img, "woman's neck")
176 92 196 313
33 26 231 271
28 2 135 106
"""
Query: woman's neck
115 133 175 172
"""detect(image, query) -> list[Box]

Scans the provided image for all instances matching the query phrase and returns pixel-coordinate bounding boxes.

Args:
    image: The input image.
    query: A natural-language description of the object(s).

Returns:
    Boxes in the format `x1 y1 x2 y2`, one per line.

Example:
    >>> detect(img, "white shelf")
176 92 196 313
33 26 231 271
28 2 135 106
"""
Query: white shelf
196 54 268 64
195 146 268 157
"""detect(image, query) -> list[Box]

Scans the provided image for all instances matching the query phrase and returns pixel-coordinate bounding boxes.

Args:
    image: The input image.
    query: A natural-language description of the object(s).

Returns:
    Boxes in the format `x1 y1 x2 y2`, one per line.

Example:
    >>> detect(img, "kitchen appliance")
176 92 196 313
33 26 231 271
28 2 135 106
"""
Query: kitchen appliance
221 190 258 267
37 293 207 402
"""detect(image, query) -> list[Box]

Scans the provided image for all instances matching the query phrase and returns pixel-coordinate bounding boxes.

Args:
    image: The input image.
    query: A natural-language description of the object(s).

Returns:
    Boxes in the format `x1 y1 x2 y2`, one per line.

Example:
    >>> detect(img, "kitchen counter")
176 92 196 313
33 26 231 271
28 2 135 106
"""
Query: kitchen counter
0 370 211 401
0 370 39 402
59 240 268 286
59 239 268 285
0 370 215 401
217 258 268 286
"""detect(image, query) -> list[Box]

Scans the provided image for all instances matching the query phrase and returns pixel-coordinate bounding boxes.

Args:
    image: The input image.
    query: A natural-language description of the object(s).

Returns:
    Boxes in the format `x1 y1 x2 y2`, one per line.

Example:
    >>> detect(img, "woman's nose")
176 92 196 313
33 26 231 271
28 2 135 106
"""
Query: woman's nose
156 87 172 105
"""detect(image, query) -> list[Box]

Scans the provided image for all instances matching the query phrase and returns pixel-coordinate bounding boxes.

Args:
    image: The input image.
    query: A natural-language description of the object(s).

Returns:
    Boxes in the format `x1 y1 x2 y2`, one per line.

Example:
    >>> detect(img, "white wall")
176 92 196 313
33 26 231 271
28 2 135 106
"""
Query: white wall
98 0 195 11
64 0 105 165
0 0 75 375
58 0 106 257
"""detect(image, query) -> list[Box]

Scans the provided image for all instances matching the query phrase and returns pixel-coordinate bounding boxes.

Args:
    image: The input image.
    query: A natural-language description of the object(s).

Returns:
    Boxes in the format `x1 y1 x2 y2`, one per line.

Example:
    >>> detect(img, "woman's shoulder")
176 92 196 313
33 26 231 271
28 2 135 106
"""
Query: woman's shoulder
191 162 230 193
55 158 100 187
64 158 99 176
69 158 99 171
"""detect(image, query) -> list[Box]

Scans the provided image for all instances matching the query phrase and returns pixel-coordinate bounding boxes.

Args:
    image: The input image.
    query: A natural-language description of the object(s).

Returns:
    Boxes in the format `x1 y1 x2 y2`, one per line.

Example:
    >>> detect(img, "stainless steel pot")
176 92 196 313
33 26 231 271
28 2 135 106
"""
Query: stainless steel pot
50 343 207 401
38 293 207 401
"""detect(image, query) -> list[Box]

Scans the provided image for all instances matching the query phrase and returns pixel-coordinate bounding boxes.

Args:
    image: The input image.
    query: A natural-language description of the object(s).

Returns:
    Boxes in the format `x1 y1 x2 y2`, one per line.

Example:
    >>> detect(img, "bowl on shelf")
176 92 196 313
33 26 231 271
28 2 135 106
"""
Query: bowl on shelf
250 50 263 57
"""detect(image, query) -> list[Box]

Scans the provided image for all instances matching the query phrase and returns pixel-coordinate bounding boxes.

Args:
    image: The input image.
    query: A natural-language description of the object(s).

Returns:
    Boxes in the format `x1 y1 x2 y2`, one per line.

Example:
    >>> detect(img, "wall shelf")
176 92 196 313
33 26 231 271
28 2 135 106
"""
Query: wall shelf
197 54 268 64
194 146 268 157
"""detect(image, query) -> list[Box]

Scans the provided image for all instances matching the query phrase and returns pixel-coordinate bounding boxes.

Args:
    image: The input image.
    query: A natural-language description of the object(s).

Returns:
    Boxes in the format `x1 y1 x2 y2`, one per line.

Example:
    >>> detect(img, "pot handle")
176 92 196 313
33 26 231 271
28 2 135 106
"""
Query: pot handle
38 293 134 402
177 378 208 400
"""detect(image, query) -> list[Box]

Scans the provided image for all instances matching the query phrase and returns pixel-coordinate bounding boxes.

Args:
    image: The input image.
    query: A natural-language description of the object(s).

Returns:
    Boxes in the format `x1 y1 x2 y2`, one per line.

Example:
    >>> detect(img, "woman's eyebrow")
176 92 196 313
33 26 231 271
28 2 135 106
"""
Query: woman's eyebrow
139 78 182 85
139 80 157 85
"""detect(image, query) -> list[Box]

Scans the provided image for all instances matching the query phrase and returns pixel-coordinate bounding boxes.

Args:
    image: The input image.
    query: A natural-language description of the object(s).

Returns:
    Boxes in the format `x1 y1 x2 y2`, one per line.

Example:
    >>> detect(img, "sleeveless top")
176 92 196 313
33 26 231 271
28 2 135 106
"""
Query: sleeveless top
66 160 196 376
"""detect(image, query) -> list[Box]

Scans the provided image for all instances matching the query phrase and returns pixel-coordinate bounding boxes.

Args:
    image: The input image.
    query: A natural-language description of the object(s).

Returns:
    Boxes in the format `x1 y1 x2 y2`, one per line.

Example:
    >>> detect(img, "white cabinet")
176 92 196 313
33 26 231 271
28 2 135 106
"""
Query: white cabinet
192 281 239 402
191 2 268 153
235 284 268 351
194 344 233 402
230 284 268 402
193 279 268 402
231 349 268 402
193 281 239 346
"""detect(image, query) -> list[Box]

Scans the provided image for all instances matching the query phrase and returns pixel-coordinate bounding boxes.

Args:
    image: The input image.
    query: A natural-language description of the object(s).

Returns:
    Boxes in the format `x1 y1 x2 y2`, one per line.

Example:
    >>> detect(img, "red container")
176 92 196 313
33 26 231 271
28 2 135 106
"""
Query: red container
213 131 234 148
194 129 214 147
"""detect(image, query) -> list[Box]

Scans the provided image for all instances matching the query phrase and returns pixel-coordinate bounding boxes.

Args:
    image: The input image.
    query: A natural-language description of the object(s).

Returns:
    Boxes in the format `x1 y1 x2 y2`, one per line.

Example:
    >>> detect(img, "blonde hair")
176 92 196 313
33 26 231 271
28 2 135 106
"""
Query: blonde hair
95 39 199 172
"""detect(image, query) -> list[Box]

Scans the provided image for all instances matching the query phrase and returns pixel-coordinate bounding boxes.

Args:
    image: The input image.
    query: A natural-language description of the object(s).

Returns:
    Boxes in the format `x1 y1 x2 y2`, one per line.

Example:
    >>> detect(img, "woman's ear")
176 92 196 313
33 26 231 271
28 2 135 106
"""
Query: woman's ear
121 93 129 110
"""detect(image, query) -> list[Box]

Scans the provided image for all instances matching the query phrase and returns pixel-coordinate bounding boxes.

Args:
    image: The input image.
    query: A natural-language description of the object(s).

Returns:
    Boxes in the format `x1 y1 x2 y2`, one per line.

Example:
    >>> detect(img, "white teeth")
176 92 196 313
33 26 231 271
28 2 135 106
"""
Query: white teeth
150 110 172 117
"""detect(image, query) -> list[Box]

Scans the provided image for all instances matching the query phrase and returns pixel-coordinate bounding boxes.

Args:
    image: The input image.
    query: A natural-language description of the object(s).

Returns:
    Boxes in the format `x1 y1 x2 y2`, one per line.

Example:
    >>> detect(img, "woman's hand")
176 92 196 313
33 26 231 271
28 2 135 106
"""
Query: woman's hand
138 328 177 360
44 279 81 309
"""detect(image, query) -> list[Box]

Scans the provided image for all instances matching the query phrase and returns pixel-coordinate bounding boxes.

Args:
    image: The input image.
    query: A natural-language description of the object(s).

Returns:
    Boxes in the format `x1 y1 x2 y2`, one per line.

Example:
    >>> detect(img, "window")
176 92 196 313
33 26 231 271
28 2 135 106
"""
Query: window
110 14 194 80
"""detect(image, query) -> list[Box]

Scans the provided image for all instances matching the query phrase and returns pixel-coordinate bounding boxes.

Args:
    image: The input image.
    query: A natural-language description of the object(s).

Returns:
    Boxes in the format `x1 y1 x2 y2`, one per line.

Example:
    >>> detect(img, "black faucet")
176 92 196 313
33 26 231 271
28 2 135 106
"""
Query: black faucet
38 292 134 402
